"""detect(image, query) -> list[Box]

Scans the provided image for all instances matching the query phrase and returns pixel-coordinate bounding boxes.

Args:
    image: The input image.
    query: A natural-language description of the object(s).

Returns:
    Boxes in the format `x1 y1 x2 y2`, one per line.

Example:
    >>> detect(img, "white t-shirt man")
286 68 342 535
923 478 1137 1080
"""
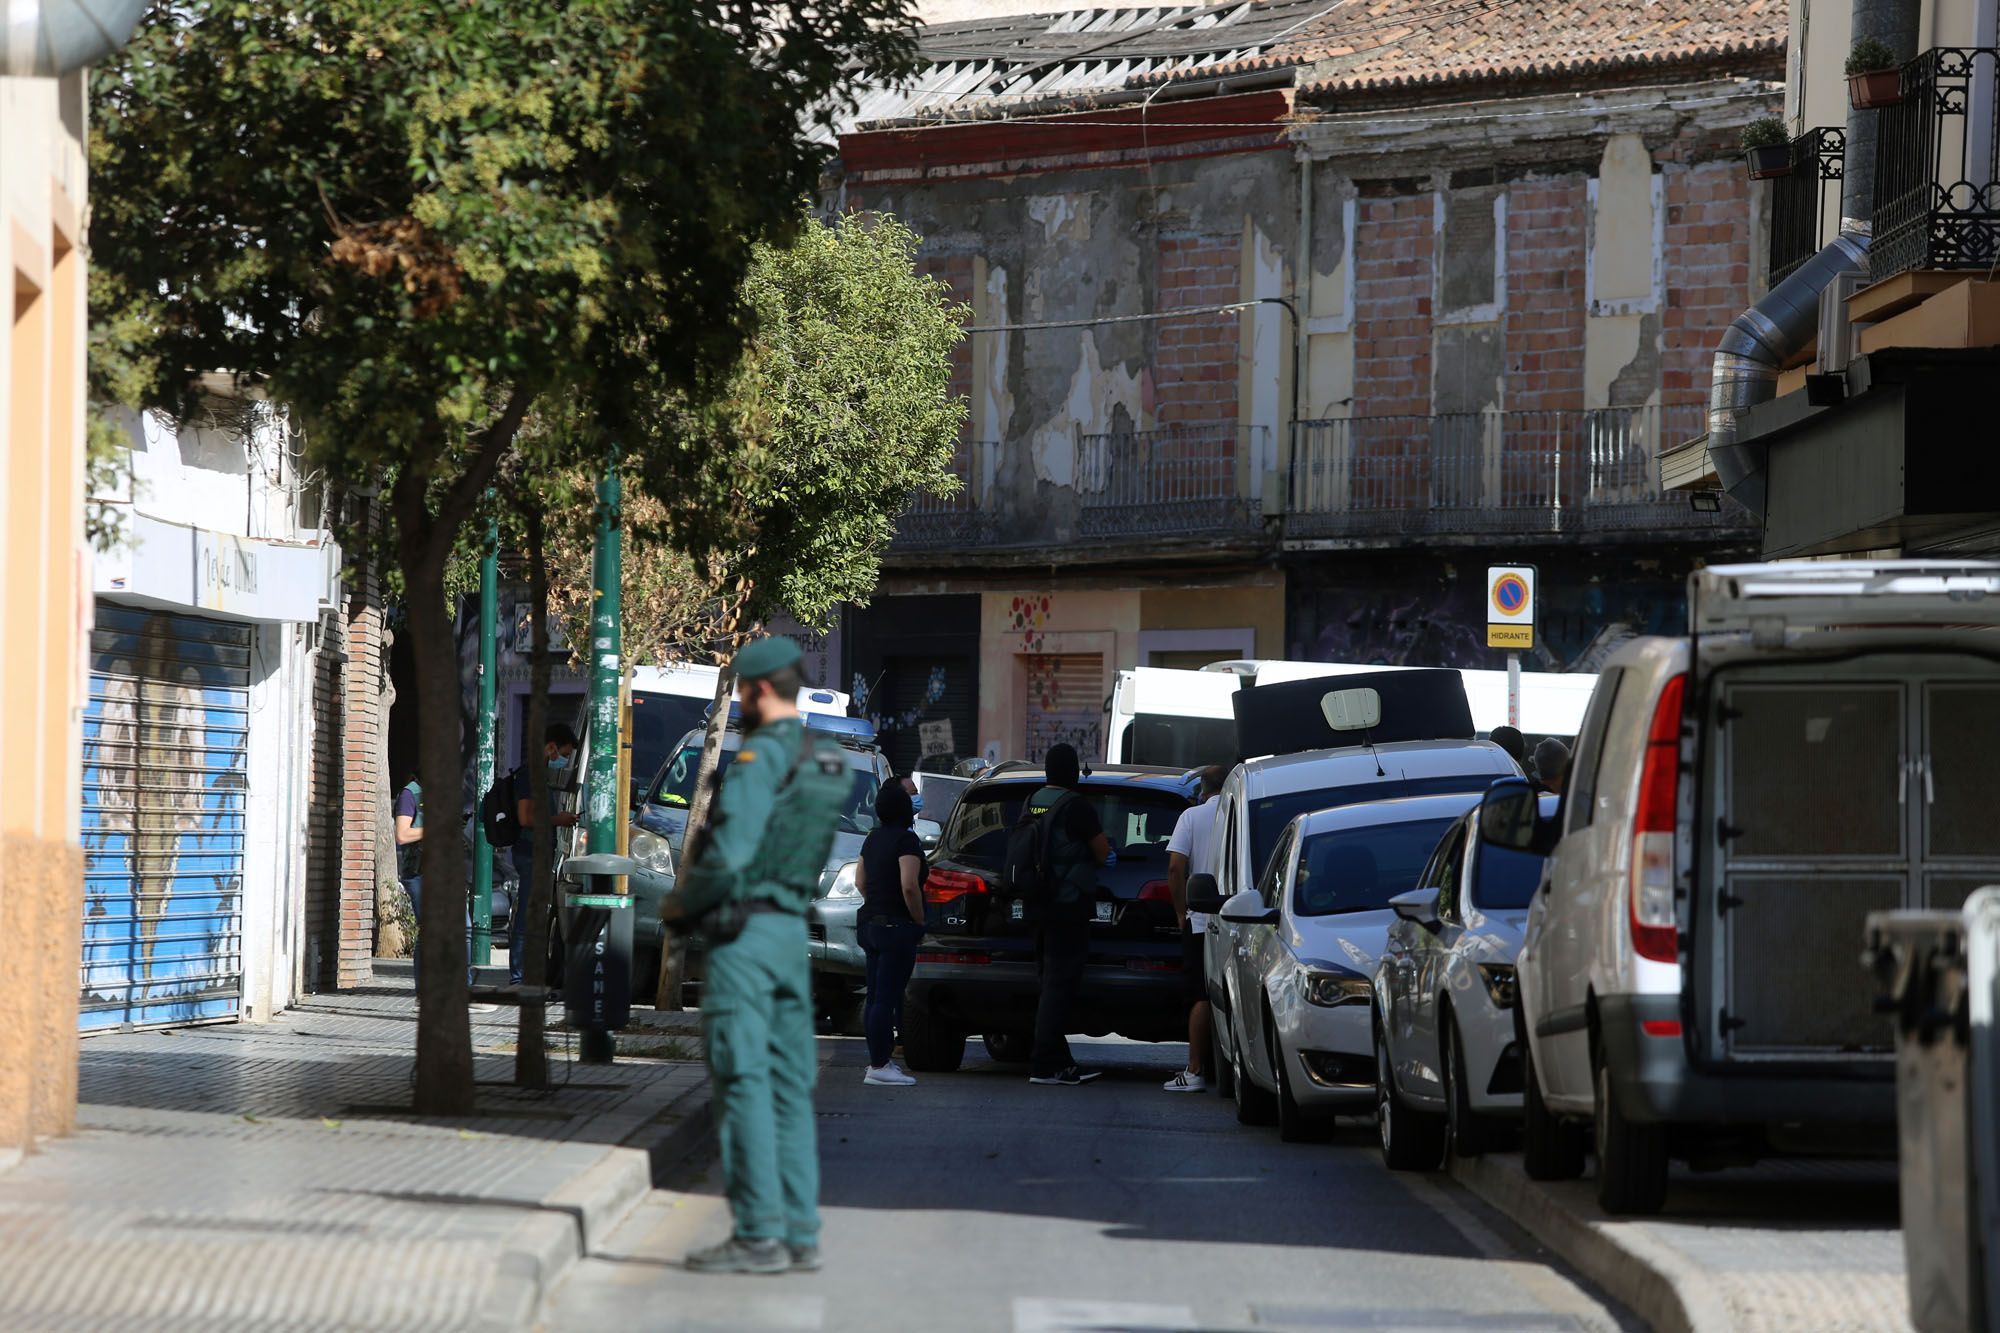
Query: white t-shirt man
1166 794 1220 934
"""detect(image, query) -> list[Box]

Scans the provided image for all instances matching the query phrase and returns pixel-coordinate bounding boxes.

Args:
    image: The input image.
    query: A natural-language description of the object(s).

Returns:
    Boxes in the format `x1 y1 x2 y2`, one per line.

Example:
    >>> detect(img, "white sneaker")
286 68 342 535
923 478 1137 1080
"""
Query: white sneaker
864 1064 916 1086
1162 1070 1208 1093
469 1003 501 1014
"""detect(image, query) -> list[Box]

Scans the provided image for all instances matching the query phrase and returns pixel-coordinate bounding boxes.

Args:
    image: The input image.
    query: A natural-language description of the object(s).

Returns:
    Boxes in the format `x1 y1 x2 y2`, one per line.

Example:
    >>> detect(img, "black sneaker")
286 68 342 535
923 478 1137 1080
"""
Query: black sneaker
1028 1065 1102 1086
685 1236 790 1275
787 1243 822 1273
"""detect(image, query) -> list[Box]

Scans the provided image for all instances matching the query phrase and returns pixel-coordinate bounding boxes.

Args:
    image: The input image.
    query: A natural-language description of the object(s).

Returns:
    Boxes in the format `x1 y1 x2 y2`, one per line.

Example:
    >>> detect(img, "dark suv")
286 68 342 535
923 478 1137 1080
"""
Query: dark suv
901 764 1198 1071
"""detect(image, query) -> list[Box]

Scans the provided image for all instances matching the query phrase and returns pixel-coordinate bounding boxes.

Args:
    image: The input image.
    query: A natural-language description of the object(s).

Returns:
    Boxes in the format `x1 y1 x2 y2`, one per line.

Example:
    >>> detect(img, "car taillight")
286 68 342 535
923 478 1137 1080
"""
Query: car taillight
1630 673 1685 965
924 867 987 905
1137 879 1173 903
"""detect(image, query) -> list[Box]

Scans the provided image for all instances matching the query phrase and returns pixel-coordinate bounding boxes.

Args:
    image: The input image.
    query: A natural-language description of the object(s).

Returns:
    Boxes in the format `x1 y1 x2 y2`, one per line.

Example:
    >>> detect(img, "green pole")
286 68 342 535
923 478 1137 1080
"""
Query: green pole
470 500 498 967
585 460 623 856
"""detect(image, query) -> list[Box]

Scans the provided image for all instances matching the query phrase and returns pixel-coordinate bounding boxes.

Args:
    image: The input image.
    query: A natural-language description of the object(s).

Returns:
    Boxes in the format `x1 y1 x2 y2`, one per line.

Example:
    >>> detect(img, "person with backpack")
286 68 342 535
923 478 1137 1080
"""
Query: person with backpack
506 723 580 987
1020 743 1110 1087
656 636 849 1275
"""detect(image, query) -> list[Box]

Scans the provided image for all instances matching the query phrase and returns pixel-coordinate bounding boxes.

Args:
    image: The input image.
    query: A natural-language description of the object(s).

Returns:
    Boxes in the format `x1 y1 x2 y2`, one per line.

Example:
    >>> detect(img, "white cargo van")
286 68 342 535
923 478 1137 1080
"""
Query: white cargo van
1105 666 1241 766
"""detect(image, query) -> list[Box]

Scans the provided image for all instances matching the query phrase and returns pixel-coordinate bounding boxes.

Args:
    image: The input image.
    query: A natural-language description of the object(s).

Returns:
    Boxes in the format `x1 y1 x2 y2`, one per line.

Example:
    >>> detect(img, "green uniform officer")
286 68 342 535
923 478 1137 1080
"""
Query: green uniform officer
661 636 848 1276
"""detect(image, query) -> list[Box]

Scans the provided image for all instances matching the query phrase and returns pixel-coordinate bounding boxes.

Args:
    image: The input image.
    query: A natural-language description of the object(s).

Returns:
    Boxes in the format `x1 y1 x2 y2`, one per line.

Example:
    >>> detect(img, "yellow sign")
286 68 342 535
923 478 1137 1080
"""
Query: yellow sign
1488 624 1534 650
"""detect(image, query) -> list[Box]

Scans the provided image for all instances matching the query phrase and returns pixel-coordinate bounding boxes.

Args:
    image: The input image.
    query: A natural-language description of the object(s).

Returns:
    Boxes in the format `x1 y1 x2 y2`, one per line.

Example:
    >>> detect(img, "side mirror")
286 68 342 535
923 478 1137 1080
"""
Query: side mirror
1479 778 1554 853
1219 888 1280 926
915 817 943 852
1186 872 1225 915
1389 887 1441 930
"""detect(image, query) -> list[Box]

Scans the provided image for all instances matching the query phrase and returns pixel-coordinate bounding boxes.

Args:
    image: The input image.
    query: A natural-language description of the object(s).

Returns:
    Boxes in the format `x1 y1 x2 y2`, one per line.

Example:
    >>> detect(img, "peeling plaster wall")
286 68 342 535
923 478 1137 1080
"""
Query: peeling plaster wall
860 148 1297 549
1584 135 1663 410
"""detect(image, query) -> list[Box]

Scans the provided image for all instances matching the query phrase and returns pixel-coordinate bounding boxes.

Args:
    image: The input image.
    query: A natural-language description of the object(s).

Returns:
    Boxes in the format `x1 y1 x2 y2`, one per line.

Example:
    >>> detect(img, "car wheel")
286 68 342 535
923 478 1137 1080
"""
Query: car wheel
1594 1056 1669 1214
632 947 660 1009
981 1030 1032 1064
1522 1036 1586 1181
1375 1014 1445 1172
1442 1011 1495 1159
1232 1014 1278 1126
900 1002 966 1073
1210 1020 1236 1098
818 994 865 1038
1271 1019 1325 1143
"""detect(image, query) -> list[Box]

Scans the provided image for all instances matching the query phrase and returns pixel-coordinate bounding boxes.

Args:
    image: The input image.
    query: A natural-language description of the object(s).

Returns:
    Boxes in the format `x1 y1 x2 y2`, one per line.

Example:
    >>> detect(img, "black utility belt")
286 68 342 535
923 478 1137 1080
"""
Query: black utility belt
700 897 793 945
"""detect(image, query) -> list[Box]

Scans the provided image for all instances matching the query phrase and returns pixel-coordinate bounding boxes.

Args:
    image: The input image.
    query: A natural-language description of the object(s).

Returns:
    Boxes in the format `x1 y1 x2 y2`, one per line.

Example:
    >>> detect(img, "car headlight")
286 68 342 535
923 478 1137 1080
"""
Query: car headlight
1476 963 1517 1009
630 828 674 876
824 860 860 900
1305 969 1371 1008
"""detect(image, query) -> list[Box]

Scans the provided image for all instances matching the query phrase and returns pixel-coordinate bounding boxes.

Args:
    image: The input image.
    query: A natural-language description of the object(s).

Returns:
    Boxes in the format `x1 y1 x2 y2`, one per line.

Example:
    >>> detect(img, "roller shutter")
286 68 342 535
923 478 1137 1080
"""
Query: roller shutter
1023 652 1105 765
80 606 251 1030
875 654 975 775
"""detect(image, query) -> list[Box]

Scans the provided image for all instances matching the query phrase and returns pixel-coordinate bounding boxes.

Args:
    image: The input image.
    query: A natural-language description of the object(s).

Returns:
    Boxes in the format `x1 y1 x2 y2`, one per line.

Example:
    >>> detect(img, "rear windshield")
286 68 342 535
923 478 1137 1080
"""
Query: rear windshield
1123 713 1237 769
652 741 881 835
945 783 1189 873
1250 775 1492 884
1295 818 1455 916
1472 844 1547 911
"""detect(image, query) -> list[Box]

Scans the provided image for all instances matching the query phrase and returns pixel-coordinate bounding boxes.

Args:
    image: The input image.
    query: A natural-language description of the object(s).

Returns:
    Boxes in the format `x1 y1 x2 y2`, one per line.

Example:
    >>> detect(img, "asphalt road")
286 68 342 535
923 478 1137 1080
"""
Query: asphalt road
539 1035 1639 1332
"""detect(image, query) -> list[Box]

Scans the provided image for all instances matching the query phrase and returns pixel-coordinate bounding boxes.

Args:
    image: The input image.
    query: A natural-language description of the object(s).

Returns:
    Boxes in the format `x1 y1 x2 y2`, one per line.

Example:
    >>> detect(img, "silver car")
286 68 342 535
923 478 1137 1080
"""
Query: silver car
1373 791 1557 1170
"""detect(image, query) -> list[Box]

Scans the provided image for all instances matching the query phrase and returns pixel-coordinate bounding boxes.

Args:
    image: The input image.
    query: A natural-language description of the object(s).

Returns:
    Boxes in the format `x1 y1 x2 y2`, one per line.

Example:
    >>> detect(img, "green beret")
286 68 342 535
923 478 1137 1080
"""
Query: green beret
733 635 803 682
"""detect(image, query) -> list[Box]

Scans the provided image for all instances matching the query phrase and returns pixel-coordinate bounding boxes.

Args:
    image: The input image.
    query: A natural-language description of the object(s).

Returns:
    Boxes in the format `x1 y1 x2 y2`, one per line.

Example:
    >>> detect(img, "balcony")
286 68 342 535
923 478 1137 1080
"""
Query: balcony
1769 126 1845 284
1285 406 1753 542
889 441 998 552
1871 47 2000 281
1074 423 1266 541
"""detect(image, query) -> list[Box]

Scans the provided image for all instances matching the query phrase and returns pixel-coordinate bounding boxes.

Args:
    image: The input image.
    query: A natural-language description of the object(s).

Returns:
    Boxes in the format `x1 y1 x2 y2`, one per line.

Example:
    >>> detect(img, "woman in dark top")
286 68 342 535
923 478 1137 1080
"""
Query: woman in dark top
855 778 927 1086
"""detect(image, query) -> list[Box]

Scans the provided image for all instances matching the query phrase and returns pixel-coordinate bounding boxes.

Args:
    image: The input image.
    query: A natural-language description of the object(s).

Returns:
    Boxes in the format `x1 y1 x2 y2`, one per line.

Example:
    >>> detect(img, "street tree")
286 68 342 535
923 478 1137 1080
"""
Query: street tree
89 0 916 1113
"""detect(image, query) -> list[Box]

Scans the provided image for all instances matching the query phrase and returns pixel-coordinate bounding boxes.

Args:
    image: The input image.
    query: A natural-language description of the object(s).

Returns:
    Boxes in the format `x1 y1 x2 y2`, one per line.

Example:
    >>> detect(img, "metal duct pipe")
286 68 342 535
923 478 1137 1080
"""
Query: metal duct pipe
2 0 148 78
1706 230 1871 512
1842 0 1923 230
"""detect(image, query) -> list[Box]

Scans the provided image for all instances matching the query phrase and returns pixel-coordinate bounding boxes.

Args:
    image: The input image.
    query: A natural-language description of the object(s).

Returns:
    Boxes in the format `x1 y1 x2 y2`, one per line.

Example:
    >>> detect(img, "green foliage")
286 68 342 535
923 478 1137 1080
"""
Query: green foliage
1847 37 1898 75
1740 117 1789 150
90 0 919 497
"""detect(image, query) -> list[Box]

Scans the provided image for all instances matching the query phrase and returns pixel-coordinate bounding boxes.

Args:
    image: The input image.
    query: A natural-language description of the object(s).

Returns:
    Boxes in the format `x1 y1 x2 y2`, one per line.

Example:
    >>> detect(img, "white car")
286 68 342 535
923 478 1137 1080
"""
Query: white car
1508 561 2000 1214
1210 792 1493 1141
1373 790 1559 1170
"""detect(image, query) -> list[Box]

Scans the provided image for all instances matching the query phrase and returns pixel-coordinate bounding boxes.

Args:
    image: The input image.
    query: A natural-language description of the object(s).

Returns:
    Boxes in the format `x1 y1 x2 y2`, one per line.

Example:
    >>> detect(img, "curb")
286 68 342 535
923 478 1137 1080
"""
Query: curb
1450 1153 1732 1333
487 1074 715 1330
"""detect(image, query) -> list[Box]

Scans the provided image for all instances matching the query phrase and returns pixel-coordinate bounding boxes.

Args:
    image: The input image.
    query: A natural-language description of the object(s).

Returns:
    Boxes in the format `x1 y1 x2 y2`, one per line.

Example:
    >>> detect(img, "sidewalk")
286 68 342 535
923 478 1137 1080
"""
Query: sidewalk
0 964 712 1332
1454 1153 1910 1333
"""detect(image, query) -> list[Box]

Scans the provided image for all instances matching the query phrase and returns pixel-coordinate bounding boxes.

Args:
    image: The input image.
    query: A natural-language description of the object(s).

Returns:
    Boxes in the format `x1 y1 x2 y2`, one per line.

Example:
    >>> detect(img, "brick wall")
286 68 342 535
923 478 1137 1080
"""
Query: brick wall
337 499 385 987
1153 234 1240 427
1662 160 1754 411
1504 176 1588 415
1351 192 1434 418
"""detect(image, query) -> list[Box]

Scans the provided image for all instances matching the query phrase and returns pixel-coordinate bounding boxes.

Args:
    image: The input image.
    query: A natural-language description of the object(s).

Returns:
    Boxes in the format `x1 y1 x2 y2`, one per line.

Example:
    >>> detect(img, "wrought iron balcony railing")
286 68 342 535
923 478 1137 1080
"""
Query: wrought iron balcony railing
1074 423 1266 540
889 440 998 551
1871 47 2000 280
1770 126 1845 284
1286 406 1750 539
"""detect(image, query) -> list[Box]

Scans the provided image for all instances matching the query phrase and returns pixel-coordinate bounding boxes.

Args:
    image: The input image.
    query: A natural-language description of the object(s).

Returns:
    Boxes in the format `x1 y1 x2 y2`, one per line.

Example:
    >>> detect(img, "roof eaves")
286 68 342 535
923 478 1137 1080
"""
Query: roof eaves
1296 33 1786 99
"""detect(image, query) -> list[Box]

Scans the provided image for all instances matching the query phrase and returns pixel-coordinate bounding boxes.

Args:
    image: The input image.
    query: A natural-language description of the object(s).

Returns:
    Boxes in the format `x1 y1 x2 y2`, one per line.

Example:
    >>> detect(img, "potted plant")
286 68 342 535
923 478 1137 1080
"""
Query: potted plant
1847 37 1903 109
1741 117 1792 180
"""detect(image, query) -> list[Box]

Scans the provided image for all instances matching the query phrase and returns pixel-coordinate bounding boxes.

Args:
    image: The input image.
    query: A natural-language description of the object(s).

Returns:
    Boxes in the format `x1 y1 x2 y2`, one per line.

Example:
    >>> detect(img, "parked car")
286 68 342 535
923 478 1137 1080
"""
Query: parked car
1206 791 1491 1141
901 764 1199 1071
634 707 900 1022
1373 789 1559 1169
1506 561 2000 1214
1199 739 1520 1127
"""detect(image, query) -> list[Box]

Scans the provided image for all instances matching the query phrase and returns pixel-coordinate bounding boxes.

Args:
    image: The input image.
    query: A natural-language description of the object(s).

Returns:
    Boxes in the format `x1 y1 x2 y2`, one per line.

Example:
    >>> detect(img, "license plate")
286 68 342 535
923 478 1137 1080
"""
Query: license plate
1094 901 1114 923
1010 899 1025 922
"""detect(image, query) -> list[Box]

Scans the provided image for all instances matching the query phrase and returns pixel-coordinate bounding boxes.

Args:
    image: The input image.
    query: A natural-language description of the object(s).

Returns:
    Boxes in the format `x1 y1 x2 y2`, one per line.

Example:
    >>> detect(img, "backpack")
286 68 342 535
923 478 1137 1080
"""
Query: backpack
479 768 520 849
1003 789 1079 911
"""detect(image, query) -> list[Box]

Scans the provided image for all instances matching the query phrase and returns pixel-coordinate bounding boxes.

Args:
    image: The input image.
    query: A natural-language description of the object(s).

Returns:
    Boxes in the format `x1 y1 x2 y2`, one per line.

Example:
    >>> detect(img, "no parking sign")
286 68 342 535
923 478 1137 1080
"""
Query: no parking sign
1487 565 1536 650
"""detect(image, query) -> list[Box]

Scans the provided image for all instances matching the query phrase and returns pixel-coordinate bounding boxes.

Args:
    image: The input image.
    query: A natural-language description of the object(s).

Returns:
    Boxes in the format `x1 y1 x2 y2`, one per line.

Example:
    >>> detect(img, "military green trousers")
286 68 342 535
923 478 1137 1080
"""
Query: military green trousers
702 910 820 1246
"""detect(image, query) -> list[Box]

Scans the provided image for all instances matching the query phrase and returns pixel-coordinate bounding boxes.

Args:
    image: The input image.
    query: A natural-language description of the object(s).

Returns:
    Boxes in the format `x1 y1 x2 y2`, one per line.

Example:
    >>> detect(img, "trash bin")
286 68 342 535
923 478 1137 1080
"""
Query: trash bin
560 853 639 1062
1864 904 1987 1333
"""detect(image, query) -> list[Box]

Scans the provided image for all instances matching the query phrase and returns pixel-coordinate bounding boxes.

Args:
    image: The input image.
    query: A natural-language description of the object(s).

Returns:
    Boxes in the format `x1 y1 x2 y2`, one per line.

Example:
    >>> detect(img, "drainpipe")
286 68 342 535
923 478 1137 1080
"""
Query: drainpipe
1706 0 1920 511
1 0 149 77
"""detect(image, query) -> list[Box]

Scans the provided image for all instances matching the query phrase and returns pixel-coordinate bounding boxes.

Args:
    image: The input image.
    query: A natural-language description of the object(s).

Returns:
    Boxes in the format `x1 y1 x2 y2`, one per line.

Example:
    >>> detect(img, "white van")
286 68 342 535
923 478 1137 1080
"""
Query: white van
1105 667 1241 766
1504 561 2000 1214
627 662 848 794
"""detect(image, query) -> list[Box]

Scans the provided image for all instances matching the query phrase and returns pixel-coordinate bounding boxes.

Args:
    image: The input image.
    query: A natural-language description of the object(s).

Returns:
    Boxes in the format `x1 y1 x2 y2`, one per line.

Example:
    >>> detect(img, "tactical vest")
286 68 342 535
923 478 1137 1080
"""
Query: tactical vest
743 721 851 915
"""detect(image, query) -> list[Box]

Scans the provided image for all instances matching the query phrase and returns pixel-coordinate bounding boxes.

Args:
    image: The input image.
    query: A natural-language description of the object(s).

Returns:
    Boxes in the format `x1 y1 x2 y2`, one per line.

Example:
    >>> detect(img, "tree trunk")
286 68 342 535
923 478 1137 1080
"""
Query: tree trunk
374 626 407 957
516 499 554 1089
400 543 477 1115
653 663 735 1010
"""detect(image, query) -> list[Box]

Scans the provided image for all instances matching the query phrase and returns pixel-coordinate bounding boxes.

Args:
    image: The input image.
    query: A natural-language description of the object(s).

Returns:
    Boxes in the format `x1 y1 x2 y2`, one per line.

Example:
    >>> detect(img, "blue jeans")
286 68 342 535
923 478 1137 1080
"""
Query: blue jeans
403 876 477 987
861 917 923 1068
509 847 537 986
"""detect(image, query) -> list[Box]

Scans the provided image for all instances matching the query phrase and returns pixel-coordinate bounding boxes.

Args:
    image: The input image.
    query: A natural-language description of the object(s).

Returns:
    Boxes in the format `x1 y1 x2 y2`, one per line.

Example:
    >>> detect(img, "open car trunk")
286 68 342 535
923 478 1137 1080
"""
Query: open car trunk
1687 563 2000 1067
